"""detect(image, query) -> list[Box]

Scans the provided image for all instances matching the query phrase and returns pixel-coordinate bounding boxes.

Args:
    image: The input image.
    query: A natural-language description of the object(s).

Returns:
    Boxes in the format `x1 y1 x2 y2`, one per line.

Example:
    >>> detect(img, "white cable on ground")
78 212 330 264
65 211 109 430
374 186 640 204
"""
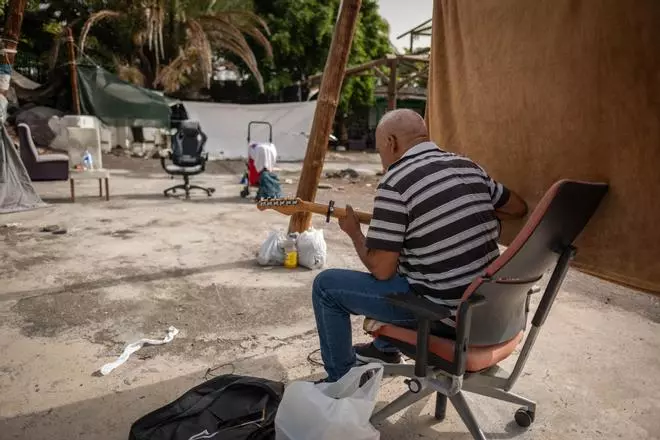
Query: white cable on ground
99 326 179 375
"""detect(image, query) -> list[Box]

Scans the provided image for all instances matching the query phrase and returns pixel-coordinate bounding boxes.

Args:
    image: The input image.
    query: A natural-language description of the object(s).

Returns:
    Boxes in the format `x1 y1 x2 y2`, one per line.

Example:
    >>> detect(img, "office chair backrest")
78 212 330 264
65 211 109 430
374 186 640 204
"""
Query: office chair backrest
169 103 189 131
172 120 205 167
463 180 609 346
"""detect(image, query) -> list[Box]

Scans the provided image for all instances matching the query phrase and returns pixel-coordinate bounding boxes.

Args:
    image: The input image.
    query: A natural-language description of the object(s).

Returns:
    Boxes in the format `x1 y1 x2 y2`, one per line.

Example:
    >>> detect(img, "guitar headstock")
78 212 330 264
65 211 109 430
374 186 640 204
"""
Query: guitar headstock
256 197 304 215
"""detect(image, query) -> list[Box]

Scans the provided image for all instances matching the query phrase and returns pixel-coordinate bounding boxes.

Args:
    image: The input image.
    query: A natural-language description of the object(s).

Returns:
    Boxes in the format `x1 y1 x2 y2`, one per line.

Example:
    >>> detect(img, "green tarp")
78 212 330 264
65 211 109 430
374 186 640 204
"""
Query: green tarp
77 65 171 128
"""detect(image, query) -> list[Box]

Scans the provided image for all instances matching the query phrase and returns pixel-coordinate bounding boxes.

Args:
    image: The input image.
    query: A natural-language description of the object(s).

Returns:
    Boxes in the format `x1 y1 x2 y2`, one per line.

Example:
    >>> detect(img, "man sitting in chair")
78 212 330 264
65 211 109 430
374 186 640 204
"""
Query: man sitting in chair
312 109 528 382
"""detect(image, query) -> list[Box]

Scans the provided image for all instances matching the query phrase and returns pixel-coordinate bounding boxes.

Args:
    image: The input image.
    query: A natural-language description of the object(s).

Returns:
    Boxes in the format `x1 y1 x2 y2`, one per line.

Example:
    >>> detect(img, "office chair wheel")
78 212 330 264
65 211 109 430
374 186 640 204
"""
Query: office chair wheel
514 407 535 428
404 378 422 393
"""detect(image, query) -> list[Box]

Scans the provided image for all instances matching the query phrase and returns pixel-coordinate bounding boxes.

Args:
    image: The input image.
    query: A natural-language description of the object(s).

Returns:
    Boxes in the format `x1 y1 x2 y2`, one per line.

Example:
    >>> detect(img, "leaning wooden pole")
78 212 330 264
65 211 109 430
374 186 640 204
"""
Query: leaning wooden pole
387 58 398 111
288 0 362 233
65 27 81 115
0 0 28 96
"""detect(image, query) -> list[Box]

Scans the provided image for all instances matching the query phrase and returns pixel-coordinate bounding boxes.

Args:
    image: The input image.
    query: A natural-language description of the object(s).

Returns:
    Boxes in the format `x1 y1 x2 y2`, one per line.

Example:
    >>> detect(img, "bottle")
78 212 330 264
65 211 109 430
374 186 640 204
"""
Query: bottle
283 233 298 269
82 150 93 170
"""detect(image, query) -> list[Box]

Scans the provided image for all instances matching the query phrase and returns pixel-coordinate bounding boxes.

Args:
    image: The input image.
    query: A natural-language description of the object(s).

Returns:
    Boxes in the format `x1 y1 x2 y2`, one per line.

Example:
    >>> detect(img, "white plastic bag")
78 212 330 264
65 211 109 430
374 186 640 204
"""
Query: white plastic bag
296 228 327 269
275 363 383 440
257 230 286 266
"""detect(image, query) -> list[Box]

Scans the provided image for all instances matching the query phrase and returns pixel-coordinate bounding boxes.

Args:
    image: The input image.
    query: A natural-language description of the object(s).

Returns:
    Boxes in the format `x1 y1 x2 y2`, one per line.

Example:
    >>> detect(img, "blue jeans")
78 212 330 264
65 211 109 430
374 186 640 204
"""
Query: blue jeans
312 268 416 381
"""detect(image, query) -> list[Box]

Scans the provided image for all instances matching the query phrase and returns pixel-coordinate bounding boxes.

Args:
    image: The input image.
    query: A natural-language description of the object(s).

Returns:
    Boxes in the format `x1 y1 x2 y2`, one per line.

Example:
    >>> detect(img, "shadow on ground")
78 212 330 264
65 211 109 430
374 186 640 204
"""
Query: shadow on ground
40 193 253 205
562 271 660 323
1 259 259 303
0 355 287 440
374 395 527 440
123 193 254 205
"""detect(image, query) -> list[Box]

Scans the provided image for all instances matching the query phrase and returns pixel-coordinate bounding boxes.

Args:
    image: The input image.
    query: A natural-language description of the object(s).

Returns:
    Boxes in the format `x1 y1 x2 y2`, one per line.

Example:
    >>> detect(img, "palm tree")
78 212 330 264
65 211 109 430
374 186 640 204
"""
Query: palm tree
79 0 272 93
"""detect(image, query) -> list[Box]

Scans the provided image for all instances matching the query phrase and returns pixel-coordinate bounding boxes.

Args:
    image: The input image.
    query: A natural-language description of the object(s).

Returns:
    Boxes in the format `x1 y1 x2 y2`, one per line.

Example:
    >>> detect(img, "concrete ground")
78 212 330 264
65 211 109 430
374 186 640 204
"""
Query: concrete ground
1 158 659 440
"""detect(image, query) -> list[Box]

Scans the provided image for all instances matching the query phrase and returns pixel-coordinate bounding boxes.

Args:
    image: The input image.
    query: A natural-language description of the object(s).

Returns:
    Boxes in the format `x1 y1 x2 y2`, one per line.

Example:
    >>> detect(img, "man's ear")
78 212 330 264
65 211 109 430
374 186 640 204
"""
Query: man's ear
387 134 398 155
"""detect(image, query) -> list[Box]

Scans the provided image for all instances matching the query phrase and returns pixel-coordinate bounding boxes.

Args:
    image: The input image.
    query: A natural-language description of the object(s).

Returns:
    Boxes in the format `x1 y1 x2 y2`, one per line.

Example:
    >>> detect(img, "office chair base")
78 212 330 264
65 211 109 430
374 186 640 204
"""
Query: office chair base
462 380 537 414
435 393 448 421
164 184 215 200
371 388 435 424
371 365 537 439
450 391 488 440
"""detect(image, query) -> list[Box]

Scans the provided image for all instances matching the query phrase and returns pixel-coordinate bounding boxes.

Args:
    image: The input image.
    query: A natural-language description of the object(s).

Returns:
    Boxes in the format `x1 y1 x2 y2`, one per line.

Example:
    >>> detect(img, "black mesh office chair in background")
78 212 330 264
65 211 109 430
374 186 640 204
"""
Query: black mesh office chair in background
161 120 215 199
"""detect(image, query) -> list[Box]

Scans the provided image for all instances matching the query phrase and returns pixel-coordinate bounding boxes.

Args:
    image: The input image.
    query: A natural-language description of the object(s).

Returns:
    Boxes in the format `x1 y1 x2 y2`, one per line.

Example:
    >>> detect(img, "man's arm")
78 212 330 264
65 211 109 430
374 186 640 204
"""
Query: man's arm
495 189 527 220
340 208 400 280
339 181 407 281
480 167 528 220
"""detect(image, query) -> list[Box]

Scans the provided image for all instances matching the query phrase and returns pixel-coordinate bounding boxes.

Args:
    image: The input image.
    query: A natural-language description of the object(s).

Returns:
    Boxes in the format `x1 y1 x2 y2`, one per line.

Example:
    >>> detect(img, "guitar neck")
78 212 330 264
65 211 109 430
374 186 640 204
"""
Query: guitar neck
301 201 372 225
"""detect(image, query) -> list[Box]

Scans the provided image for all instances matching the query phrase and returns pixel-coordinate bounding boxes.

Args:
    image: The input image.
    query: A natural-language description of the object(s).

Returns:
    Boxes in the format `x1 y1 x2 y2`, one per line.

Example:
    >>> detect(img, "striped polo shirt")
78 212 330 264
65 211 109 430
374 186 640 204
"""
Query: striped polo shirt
366 142 510 309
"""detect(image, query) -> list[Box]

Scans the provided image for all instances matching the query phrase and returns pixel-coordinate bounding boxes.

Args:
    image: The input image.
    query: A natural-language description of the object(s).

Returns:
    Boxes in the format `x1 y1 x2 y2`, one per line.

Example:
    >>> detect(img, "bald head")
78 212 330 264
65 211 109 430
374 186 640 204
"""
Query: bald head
377 109 427 138
375 109 430 169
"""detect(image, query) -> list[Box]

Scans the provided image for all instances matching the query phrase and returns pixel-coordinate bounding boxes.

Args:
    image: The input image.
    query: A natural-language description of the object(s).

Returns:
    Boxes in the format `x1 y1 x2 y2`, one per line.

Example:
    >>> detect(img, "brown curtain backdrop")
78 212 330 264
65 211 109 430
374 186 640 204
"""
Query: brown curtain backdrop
426 0 660 293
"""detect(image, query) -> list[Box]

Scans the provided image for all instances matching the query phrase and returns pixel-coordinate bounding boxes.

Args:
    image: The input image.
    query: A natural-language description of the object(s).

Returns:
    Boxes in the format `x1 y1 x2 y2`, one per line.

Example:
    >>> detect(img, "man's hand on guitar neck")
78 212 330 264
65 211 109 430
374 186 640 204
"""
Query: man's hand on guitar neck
337 204 362 238
339 205 400 281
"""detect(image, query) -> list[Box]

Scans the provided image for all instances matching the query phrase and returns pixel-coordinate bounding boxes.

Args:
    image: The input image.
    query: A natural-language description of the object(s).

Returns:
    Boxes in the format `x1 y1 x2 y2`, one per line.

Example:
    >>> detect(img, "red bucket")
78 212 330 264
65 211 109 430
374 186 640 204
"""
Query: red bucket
247 158 260 186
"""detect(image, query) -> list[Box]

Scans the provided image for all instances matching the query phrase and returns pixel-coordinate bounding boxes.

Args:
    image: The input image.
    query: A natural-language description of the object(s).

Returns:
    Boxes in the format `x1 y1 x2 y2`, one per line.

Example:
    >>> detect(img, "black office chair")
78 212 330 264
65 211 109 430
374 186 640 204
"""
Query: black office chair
161 120 215 199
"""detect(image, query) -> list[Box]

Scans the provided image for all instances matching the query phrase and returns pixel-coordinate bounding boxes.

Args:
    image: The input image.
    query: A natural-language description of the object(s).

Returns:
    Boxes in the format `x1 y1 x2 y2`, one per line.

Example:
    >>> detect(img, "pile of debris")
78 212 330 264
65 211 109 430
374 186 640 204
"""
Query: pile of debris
110 144 163 159
325 168 360 179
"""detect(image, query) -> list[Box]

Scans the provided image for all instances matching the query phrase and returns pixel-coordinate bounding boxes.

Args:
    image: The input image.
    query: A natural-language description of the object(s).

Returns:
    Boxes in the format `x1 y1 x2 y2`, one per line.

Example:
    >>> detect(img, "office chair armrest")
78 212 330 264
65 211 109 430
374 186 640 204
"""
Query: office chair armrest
158 149 172 168
452 294 486 376
199 151 209 171
386 292 486 377
386 293 453 322
387 292 465 378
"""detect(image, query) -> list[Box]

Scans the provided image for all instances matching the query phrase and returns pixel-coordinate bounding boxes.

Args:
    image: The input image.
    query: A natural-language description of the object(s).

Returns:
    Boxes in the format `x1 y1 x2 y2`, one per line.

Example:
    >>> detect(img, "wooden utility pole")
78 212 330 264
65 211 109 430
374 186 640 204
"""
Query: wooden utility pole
65 27 81 115
0 0 28 96
387 59 398 111
288 0 362 233
2 0 27 65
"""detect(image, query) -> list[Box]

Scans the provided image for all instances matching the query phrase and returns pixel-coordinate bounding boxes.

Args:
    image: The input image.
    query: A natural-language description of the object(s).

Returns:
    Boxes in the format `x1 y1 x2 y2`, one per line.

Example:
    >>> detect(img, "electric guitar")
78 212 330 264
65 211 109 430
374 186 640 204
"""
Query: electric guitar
256 197 373 225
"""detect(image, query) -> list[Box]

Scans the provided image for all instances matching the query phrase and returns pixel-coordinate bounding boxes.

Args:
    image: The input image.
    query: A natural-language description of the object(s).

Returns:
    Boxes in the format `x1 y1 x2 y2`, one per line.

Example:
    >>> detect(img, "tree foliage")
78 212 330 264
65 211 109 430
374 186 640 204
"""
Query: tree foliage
248 0 391 110
340 0 391 113
0 0 40 17
76 0 272 93
4 0 392 110
248 0 336 92
3 0 271 93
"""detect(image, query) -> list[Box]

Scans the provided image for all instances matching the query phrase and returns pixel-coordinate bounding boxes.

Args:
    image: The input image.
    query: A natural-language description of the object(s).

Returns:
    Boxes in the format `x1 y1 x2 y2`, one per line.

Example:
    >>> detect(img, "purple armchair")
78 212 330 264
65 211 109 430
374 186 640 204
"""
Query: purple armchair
18 123 69 181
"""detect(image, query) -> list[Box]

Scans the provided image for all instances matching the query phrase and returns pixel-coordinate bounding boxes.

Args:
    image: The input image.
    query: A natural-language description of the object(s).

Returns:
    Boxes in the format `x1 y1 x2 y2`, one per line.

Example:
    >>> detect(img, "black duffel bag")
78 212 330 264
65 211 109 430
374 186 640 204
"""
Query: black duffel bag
129 374 284 440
